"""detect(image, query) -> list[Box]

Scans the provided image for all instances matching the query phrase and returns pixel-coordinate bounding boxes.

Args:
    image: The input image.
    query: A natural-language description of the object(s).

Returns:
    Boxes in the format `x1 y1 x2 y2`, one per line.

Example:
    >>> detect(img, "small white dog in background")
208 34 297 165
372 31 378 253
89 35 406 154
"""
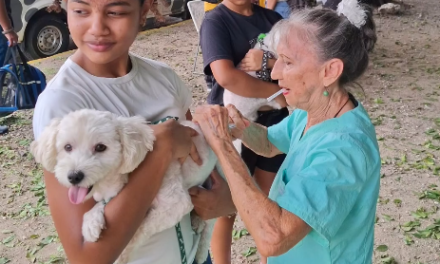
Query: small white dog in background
224 31 282 153
30 109 220 264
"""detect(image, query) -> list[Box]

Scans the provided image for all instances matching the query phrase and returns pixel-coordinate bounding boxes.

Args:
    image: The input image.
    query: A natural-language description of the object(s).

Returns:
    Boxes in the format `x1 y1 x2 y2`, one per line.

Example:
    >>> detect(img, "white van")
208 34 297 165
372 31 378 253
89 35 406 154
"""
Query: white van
10 0 190 60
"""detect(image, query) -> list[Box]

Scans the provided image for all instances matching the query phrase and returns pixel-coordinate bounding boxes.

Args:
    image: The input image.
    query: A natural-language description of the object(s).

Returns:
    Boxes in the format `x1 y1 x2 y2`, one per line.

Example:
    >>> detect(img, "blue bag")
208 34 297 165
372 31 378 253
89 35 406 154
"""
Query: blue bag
0 45 46 114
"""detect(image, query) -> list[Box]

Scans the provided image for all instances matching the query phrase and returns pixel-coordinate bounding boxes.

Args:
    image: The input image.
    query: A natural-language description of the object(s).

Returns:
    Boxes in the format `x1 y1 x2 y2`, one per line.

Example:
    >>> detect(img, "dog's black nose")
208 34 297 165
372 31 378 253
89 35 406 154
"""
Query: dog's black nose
68 171 85 185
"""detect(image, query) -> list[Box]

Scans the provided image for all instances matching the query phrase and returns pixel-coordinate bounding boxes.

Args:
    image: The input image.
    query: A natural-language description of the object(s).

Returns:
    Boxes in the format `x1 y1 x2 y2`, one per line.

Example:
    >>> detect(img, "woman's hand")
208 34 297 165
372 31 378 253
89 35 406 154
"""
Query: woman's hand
5 31 18 47
239 49 264 72
152 119 202 165
189 170 236 220
226 104 250 139
192 105 234 151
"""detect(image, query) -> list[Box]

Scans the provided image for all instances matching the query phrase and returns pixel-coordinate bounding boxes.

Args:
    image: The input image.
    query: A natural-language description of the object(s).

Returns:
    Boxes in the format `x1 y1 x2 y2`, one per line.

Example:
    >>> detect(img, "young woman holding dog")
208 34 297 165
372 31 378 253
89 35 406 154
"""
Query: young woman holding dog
32 0 236 263
199 0 288 263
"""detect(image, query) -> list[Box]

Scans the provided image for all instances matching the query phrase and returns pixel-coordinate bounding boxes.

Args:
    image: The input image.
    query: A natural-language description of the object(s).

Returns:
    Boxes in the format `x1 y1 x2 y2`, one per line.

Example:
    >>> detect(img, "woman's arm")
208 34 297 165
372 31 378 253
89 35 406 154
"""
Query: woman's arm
0 0 17 46
241 122 282 158
239 50 277 71
268 58 276 69
215 143 310 257
227 105 282 158
0 0 11 30
211 59 283 99
45 122 197 264
192 105 310 257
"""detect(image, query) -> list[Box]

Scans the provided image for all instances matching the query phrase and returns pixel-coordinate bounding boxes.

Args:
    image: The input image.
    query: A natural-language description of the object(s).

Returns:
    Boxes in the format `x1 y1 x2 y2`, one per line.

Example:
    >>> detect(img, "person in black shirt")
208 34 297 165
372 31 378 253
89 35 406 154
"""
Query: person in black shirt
198 1 288 263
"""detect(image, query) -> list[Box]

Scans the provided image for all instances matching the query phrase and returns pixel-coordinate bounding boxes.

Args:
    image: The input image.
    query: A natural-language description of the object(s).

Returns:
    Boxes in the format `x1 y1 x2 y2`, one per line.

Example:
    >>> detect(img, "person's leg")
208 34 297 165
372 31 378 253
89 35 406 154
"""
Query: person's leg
195 251 214 264
273 1 291 19
210 215 236 264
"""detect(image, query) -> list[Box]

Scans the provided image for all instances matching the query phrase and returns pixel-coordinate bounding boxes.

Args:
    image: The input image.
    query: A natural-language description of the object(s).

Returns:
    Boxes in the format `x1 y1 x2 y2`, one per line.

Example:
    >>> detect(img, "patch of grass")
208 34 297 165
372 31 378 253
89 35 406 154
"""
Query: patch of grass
18 139 31 147
409 153 438 175
374 98 384 104
372 115 385 126
378 197 390 205
412 219 440 240
401 220 421 232
42 68 59 77
242 247 257 258
411 207 436 219
393 199 402 207
0 114 31 127
26 235 60 263
425 128 440 141
30 169 46 198
382 214 394 222
418 186 440 202
376 244 388 252
404 235 414 245
40 256 65 264
15 200 50 219
380 254 397 264
232 229 249 240
0 146 17 160
0 257 11 264
426 67 440 74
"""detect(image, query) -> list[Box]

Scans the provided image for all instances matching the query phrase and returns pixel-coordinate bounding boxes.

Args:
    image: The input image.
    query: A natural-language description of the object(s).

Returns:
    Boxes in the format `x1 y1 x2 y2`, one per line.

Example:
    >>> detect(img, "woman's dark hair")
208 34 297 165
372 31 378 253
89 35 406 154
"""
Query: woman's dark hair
49 0 146 12
269 3 377 86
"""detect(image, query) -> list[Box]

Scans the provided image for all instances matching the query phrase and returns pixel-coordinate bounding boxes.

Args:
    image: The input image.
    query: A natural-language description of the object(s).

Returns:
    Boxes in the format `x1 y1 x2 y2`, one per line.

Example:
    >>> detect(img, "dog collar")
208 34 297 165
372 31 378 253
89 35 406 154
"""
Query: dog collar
150 116 179 125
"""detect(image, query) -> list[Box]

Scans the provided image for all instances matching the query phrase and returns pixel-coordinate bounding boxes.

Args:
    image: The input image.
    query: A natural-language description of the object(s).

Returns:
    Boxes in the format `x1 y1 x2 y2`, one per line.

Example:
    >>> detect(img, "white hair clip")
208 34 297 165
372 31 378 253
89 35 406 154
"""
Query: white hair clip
337 0 367 28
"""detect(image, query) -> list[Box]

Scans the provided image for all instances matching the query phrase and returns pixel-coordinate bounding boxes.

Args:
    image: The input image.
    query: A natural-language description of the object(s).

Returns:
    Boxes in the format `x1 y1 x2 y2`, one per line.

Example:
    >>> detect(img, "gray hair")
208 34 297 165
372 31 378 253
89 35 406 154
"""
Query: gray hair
268 5 377 86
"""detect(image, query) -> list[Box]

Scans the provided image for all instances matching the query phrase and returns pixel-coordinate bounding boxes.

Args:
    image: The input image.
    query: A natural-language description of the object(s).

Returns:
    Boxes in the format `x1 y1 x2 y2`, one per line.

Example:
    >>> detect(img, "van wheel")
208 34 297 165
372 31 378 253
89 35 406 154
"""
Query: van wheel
25 15 70 60
182 0 192 20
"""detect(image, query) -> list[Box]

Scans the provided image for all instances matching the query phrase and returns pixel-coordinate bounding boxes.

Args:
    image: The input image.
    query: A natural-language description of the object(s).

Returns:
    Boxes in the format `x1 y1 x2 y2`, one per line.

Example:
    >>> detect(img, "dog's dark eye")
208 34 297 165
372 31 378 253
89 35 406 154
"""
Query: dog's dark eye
95 144 107 153
64 144 72 152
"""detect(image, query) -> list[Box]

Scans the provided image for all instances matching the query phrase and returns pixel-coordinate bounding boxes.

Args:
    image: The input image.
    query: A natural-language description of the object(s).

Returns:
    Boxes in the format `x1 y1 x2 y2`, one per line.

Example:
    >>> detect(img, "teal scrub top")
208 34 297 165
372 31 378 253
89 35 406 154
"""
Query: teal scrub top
267 102 381 264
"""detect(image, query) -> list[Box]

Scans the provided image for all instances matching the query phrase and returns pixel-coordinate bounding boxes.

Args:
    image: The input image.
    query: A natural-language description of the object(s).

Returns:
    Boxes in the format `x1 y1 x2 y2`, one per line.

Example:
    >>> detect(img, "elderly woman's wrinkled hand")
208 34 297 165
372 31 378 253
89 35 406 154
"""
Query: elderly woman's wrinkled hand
189 169 236 220
239 49 264 72
193 105 234 149
226 104 251 140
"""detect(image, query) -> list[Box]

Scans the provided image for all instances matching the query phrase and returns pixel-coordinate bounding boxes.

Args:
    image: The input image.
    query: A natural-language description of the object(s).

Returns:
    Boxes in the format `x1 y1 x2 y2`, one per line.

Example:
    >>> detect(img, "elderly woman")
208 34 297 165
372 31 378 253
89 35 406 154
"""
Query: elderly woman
191 1 381 263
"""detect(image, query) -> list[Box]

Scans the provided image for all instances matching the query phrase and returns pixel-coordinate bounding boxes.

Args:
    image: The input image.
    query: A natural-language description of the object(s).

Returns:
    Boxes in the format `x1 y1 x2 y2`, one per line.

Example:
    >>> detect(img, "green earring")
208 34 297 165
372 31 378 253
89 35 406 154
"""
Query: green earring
323 89 329 97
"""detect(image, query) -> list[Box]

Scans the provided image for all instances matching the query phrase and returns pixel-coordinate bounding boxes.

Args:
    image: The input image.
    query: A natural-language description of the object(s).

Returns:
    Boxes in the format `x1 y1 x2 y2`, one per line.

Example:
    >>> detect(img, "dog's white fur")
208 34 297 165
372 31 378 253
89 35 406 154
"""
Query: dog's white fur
30 109 220 264
224 32 282 153
224 32 282 122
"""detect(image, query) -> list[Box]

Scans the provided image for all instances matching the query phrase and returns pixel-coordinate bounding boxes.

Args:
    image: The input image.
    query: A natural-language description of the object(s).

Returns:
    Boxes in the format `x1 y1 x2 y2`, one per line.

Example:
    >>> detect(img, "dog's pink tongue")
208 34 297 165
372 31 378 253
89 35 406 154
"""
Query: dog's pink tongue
68 186 89 204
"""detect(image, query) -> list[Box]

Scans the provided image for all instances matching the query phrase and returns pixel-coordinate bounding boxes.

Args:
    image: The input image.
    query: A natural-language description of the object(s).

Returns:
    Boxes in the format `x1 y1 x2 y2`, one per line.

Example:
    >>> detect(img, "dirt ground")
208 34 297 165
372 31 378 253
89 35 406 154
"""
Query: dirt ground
1 0 440 263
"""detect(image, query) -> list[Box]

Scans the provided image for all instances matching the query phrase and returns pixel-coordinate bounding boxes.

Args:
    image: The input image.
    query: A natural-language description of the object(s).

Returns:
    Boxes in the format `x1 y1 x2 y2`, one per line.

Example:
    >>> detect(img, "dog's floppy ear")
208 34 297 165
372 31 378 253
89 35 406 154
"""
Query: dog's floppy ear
30 118 61 172
116 115 156 174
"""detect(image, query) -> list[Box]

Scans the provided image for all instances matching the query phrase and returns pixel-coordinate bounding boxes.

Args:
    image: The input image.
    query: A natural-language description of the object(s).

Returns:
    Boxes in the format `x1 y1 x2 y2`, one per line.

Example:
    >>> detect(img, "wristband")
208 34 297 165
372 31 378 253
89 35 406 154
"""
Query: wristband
256 50 275 82
2 28 14 35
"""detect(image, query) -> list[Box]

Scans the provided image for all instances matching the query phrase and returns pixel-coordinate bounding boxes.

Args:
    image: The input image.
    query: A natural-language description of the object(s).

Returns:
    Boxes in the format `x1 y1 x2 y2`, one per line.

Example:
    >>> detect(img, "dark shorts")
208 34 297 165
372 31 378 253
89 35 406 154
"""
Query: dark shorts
242 107 289 175
194 252 213 264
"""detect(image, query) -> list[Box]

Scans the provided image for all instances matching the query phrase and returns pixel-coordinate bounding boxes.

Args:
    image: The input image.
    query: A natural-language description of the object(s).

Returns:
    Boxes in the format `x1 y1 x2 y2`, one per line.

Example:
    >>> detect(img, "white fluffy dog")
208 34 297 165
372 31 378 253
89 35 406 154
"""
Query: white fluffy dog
224 32 282 122
30 109 219 264
224 32 282 153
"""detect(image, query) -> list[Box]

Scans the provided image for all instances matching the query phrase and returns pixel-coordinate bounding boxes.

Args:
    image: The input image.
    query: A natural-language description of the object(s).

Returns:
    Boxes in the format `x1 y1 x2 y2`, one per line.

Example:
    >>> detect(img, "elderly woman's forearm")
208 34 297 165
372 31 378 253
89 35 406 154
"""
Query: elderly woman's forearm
215 142 308 257
241 122 281 157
